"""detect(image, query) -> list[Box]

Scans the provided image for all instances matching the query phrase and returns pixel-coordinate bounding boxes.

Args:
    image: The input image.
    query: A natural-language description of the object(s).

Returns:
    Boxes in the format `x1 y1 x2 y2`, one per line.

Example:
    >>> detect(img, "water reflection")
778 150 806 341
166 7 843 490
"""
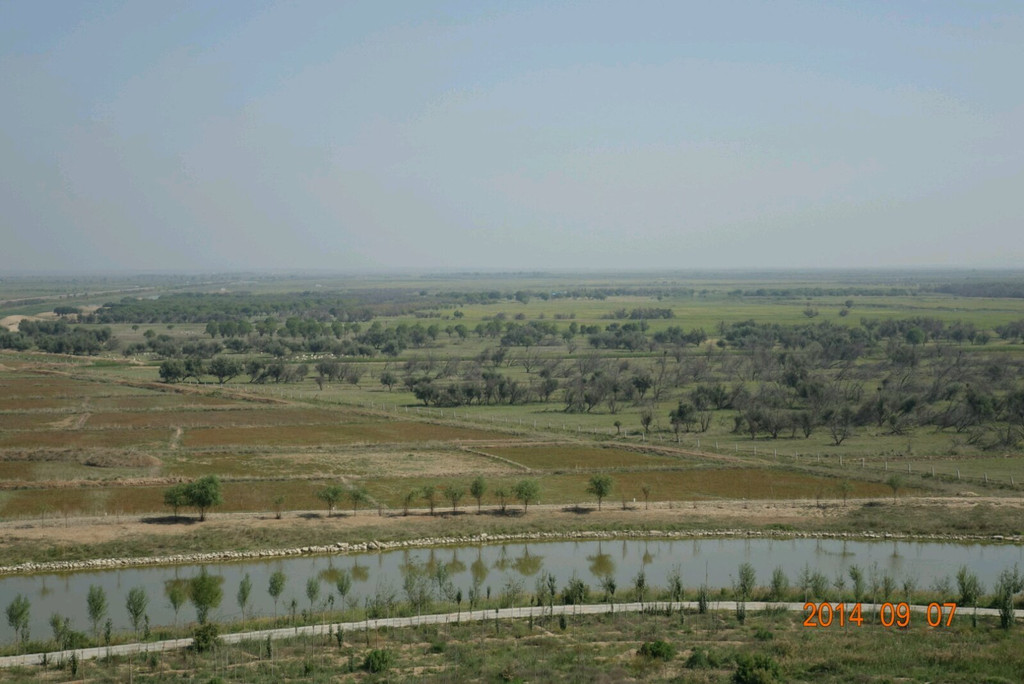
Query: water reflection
512 547 543 577
470 549 489 585
493 545 511 572
350 560 369 583
5 537 1024 644
587 543 615 580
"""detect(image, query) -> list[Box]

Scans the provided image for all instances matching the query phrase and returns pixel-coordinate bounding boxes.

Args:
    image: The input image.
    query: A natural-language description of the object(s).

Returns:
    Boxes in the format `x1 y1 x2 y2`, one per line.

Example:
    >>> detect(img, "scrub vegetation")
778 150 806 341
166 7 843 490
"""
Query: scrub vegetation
1 271 1024 678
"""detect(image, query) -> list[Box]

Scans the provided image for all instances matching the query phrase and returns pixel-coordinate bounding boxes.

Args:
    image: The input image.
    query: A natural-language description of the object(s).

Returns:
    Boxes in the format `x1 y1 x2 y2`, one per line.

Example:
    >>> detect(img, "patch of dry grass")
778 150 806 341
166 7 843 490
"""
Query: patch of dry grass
0 428 170 448
486 444 679 470
85 407 358 429
183 421 508 447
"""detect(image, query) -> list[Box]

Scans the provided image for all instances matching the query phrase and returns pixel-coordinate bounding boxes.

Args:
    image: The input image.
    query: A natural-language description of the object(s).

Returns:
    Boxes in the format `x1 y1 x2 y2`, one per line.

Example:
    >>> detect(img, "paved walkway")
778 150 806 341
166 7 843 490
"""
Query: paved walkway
0 601 1015 669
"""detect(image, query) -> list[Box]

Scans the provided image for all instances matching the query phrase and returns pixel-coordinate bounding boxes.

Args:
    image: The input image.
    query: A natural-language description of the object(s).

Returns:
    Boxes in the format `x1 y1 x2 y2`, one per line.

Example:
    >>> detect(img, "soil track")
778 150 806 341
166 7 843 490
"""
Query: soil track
1 495 1018 556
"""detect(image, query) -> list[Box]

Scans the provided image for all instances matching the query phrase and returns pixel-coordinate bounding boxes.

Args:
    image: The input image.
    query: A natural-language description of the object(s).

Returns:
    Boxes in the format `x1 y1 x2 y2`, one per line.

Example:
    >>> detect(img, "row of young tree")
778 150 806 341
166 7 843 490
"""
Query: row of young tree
8 556 1022 660
4 568 231 658
317 478 542 517
5 583 152 655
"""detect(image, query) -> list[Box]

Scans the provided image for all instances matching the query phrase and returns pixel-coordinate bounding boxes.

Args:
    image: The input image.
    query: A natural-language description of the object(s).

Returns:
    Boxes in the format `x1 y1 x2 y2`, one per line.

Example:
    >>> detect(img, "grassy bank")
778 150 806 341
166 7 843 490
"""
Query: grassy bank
3 606 1021 682
2 499 1022 569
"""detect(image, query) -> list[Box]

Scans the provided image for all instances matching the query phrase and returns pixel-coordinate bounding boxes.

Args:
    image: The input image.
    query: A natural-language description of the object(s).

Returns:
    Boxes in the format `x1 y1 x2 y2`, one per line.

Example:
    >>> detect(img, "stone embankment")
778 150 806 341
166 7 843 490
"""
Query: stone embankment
2 528 1020 577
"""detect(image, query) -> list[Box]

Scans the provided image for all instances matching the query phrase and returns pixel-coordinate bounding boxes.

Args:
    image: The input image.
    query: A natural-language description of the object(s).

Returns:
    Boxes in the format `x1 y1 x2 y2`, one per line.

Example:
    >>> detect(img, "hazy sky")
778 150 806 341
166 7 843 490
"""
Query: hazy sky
2 1 1022 273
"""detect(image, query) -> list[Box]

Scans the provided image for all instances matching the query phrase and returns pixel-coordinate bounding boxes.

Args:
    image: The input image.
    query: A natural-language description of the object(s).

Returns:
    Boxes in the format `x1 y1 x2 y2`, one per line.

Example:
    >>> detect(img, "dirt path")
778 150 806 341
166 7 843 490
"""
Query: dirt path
2 496 1020 551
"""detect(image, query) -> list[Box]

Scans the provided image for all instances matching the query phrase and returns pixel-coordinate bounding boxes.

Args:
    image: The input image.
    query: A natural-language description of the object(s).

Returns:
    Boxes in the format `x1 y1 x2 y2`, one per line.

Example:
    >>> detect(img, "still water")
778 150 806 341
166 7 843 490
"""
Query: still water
3 537 1022 643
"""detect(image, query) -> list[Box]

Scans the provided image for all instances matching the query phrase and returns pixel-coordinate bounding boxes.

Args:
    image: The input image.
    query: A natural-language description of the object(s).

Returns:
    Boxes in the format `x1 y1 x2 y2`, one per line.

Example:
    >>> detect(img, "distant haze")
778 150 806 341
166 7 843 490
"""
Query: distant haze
2 1 1022 274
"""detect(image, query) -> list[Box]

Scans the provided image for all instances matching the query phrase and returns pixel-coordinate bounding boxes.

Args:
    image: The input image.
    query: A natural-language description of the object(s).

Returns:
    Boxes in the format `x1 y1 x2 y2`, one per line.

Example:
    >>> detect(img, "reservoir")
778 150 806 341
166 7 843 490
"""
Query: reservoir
3 537 1022 643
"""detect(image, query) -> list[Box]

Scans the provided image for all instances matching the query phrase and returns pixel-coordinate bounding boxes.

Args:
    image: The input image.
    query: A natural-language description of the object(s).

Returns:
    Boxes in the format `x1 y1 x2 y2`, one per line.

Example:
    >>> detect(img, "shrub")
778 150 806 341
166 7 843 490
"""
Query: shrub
363 648 395 673
562 576 589 605
190 622 220 653
638 640 675 660
686 647 724 669
733 653 781 684
769 567 789 601
697 584 709 614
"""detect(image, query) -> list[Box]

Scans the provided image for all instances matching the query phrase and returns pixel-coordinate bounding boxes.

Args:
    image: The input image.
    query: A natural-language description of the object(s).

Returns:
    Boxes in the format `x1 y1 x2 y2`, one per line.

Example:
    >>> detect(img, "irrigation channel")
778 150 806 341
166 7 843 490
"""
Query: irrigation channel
3 537 1023 646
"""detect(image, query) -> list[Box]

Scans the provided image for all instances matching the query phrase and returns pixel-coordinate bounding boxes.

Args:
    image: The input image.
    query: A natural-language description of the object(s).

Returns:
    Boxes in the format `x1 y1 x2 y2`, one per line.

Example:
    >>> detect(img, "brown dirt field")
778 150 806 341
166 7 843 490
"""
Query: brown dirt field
360 467 887 509
160 447 516 480
183 421 509 447
0 428 170 448
85 407 361 429
0 480 330 517
609 469 892 501
0 398 76 410
0 412 75 430
89 394 245 410
0 465 896 516
0 375 124 397
485 445 679 470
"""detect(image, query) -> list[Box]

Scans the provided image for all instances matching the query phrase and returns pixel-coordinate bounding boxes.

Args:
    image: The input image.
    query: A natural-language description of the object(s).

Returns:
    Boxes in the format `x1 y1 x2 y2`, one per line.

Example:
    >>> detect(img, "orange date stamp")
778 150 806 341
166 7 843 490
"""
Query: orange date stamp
803 602 958 628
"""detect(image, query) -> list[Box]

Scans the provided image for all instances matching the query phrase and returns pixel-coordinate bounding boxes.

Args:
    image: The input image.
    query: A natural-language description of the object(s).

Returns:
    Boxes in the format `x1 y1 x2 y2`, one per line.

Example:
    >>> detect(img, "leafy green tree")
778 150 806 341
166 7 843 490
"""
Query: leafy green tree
470 476 487 513
158 360 185 383
422 485 438 516
633 570 647 604
306 577 321 620
348 485 369 515
186 475 223 521
86 585 107 640
189 568 223 625
995 567 1023 630
125 587 149 639
905 327 925 346
736 563 756 601
494 486 511 514
669 402 696 439
886 474 903 502
317 485 345 517
269 570 286 618
163 483 189 519
208 356 242 384
5 595 30 651
639 408 654 436
443 485 465 513
956 566 982 607
513 479 540 513
402 489 417 516
586 474 613 511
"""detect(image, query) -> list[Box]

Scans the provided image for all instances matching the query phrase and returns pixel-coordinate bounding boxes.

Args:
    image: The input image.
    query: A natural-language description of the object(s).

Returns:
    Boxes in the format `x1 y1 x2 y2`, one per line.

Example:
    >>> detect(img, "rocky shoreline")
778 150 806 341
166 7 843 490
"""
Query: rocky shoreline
1 528 1020 576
